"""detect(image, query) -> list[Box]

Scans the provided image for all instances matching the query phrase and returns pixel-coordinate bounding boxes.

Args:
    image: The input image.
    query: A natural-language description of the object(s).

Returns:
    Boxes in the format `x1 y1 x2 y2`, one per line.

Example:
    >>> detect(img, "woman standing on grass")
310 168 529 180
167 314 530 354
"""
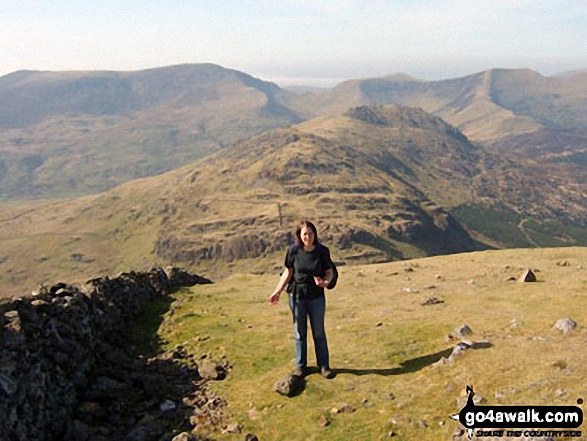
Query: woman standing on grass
269 220 335 379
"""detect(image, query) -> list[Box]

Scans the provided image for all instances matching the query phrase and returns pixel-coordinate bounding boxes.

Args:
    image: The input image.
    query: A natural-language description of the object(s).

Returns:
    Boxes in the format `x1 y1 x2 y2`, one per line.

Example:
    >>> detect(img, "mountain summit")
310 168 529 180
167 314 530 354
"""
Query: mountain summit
0 63 297 128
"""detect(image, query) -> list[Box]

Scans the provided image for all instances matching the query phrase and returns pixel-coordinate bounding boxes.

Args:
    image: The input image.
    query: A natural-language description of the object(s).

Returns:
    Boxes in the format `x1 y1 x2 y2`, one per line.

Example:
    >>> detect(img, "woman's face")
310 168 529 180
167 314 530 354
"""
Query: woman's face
300 226 315 248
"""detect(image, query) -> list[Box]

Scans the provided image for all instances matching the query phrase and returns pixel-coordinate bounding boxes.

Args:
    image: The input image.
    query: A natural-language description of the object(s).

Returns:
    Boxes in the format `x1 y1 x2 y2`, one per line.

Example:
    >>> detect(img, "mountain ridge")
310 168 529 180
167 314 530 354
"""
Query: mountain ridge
1 103 586 297
0 63 303 198
0 63 292 128
1 64 586 200
298 69 567 142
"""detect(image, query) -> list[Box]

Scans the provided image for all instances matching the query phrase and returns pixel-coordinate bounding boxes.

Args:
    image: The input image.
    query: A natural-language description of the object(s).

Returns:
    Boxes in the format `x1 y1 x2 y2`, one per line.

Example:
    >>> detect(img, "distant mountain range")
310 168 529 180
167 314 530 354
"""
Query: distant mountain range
294 69 587 142
0 64 302 198
1 64 586 199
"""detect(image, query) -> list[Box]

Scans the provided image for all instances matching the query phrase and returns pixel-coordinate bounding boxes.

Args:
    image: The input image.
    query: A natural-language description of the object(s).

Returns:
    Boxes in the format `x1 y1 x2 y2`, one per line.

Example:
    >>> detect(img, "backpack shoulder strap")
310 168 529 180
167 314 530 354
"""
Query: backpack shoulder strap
285 244 298 295
316 243 338 290
316 242 329 258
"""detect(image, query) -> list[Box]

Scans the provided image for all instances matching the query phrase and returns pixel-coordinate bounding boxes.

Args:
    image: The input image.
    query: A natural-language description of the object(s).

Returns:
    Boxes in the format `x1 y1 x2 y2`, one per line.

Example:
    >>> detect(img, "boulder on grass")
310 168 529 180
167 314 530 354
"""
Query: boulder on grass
553 318 577 336
274 374 305 397
519 269 537 283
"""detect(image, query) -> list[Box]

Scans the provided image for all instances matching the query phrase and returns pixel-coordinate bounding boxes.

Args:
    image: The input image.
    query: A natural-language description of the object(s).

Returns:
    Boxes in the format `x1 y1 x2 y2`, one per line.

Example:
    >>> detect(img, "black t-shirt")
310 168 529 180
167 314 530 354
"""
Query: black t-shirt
285 244 332 299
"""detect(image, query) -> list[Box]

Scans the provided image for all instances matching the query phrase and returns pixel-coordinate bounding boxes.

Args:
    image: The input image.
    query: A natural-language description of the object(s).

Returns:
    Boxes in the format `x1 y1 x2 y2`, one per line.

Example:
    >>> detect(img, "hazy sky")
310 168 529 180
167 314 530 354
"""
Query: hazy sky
1 0 586 87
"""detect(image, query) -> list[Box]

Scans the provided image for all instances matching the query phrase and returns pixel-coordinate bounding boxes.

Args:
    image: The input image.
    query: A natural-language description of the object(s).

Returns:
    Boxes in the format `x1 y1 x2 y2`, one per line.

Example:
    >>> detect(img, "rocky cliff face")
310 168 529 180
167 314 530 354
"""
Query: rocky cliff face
0 268 229 441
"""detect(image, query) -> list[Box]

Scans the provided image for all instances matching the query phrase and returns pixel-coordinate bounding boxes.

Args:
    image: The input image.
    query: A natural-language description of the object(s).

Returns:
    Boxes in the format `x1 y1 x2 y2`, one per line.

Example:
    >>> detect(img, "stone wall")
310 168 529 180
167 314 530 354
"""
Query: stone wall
0 268 212 441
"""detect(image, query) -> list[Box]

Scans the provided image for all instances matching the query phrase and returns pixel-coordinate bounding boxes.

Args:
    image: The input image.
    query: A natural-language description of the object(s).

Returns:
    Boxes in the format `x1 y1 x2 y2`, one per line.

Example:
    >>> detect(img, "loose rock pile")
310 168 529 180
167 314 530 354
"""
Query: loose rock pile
0 267 225 441
436 324 492 366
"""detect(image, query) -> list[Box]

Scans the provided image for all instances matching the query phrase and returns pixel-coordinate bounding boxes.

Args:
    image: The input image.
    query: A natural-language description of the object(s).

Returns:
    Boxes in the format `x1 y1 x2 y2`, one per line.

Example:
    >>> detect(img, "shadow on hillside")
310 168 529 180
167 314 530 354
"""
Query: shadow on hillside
350 230 404 261
127 294 176 356
69 291 227 441
333 344 491 376
469 237 496 251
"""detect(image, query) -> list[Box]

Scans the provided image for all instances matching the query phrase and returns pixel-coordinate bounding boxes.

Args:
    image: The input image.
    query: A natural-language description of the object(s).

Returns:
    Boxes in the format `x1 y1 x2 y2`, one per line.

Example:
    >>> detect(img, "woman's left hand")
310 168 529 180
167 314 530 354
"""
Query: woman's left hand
314 276 329 288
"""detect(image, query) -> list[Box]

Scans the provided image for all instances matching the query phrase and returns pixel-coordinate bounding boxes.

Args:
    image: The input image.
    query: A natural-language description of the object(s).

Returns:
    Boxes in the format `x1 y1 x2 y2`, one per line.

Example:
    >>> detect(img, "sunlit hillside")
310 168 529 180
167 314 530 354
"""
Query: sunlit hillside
1 104 586 300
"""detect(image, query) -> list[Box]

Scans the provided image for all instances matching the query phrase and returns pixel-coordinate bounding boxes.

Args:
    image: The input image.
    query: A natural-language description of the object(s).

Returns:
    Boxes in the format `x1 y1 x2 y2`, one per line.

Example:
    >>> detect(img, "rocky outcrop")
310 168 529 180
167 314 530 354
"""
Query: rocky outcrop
386 202 474 254
156 232 293 263
0 267 216 441
156 201 475 267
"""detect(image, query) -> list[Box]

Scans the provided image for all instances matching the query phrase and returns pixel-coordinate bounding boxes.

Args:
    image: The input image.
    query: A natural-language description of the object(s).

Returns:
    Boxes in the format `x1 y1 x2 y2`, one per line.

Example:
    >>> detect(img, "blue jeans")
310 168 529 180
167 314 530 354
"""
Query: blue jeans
289 294 330 369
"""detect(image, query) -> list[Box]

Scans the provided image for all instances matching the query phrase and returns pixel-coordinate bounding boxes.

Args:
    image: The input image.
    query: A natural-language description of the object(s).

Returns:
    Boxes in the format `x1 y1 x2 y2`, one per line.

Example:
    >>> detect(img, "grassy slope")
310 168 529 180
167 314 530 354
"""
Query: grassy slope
158 247 587 440
0 176 167 295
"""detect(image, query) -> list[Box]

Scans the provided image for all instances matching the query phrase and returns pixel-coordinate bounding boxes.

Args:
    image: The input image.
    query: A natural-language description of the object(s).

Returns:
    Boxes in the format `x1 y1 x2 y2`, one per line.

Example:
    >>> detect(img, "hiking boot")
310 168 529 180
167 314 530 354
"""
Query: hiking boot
321 367 335 379
292 366 308 377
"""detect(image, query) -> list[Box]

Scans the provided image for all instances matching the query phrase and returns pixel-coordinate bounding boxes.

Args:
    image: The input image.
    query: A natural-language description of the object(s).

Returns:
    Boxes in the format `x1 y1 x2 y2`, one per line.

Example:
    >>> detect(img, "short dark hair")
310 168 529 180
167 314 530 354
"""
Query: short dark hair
295 220 319 249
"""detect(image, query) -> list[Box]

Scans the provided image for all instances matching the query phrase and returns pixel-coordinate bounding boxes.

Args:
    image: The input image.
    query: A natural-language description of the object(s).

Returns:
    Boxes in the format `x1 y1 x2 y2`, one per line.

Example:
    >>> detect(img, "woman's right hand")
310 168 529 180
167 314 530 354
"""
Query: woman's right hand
269 292 281 305
269 267 291 305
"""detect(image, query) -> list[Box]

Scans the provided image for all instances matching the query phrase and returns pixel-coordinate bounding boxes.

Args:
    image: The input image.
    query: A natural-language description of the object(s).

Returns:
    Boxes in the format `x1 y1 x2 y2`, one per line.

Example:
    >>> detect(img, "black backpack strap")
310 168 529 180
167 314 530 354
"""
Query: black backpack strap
317 243 337 289
286 244 299 323
285 244 298 294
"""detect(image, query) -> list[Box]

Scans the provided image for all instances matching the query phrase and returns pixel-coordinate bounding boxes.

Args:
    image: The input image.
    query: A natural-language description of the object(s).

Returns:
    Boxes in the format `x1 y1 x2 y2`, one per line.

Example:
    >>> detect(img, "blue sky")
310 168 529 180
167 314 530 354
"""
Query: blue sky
1 0 586 86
